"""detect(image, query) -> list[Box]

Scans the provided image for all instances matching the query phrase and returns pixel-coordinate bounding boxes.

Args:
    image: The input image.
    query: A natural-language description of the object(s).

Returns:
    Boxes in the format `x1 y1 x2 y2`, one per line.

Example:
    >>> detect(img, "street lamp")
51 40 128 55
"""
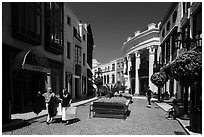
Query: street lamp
174 28 202 120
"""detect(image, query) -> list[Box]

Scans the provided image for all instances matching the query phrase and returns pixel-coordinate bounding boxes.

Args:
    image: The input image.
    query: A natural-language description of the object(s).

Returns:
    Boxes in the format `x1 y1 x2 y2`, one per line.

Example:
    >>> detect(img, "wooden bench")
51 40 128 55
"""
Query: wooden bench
89 101 130 120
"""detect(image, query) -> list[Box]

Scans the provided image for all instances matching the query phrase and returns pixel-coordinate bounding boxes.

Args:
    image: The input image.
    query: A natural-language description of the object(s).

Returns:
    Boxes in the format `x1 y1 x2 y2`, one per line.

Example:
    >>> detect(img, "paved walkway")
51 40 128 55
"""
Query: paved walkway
133 96 201 135
2 96 201 135
2 97 98 131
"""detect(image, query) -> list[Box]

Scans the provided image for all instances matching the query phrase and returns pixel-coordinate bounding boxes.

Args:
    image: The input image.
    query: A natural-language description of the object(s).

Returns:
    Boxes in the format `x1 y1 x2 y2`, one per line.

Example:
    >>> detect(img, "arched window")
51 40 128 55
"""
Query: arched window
104 75 106 84
107 75 109 84
112 74 115 84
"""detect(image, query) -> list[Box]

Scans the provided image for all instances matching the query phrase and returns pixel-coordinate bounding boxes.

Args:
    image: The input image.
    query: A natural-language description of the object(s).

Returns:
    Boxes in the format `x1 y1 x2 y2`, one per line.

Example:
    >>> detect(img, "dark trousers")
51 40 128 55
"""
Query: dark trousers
147 97 151 105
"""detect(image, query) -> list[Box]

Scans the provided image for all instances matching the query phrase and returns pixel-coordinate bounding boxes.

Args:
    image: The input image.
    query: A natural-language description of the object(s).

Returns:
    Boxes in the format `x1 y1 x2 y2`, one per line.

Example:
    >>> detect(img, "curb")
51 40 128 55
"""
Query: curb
154 102 190 135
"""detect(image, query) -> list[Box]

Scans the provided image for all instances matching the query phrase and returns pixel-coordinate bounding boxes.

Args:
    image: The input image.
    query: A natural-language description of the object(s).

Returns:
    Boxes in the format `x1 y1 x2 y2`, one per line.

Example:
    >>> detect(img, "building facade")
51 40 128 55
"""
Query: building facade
159 2 202 133
92 57 124 87
2 2 94 123
121 23 160 95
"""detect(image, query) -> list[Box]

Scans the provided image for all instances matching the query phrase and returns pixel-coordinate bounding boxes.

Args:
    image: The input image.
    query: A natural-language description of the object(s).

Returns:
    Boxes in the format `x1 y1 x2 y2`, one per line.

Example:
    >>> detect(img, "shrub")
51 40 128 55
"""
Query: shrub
151 71 167 87
170 50 202 85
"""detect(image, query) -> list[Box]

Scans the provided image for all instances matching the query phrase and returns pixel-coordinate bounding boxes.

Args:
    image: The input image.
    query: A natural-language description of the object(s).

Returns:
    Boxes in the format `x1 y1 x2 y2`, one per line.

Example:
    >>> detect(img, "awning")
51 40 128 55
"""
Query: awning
13 49 50 73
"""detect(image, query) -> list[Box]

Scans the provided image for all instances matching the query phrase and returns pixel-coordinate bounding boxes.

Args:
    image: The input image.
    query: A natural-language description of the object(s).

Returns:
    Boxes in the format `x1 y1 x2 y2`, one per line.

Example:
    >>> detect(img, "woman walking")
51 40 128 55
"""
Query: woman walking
61 88 72 123
43 88 55 124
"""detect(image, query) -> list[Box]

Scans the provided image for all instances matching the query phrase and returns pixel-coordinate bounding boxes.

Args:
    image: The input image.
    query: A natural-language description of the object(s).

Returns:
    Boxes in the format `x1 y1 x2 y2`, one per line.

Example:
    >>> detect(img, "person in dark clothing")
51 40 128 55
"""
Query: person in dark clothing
61 88 72 123
146 86 152 108
166 99 180 120
43 88 55 124
33 91 45 115
48 95 61 118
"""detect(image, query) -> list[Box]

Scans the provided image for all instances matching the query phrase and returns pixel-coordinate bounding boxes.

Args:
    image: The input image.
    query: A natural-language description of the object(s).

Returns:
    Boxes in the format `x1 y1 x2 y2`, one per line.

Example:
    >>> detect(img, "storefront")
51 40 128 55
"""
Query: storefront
12 49 51 113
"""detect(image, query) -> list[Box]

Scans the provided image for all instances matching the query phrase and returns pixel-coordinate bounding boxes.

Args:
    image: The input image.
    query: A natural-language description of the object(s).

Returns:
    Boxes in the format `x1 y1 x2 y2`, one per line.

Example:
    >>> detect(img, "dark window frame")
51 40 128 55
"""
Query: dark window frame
67 42 71 59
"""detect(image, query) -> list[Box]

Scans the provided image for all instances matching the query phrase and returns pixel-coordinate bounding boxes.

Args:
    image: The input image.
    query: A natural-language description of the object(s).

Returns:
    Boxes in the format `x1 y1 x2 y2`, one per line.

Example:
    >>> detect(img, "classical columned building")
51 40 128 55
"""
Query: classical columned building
121 23 160 95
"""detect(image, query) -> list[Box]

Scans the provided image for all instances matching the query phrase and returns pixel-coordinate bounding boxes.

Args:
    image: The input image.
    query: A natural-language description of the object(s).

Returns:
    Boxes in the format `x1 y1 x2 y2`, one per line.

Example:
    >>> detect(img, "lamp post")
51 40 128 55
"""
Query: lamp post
174 27 202 120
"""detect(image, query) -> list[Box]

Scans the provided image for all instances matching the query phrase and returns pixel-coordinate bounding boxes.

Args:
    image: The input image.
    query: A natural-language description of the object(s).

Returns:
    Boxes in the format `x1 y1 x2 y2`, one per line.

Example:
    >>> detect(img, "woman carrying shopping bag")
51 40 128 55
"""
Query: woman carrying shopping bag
61 88 72 123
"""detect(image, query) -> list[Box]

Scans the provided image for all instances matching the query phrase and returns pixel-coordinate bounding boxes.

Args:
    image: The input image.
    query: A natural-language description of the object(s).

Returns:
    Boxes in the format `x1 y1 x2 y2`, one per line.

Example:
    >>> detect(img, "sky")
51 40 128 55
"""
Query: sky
68 2 172 64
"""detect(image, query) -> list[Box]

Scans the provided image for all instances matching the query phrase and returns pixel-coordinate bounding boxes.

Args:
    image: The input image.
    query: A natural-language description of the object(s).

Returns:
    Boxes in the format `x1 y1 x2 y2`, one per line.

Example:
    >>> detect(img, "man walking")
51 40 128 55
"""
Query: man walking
146 86 152 108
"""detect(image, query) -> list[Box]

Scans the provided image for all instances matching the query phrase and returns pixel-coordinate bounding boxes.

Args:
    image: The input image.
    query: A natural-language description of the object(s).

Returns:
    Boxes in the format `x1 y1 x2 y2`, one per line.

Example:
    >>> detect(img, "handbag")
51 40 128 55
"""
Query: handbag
65 105 77 120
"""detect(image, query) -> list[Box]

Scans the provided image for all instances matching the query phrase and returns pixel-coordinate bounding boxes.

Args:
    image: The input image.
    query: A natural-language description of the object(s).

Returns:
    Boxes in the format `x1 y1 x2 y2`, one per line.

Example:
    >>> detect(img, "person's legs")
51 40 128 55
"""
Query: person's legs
62 107 66 122
148 97 151 105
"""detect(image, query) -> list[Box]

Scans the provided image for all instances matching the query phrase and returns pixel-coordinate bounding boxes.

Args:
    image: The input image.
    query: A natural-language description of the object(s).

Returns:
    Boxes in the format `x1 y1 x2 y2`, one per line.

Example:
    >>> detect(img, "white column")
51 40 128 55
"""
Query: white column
127 55 132 89
148 46 157 92
135 51 140 95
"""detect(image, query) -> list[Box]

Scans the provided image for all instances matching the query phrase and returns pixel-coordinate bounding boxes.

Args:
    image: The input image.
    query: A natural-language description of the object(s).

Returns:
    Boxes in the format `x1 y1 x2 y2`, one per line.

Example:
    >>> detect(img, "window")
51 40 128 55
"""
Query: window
172 11 177 23
112 64 115 71
83 35 86 41
82 76 86 95
11 3 42 45
75 45 82 65
73 27 81 42
166 38 170 63
166 21 170 31
107 75 109 84
67 42 71 59
44 2 63 54
104 76 106 84
162 29 165 37
112 74 115 84
83 53 85 66
67 16 71 25
50 3 63 46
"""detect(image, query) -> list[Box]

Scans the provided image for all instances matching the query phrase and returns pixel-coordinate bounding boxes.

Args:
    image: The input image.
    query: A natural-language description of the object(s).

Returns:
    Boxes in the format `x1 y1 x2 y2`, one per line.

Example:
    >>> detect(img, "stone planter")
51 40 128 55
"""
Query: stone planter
90 100 130 120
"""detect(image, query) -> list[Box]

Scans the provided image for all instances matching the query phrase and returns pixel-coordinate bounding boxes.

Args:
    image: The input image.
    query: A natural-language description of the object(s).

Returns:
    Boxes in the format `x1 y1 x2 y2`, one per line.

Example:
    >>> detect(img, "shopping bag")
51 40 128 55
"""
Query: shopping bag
65 105 77 120
57 103 62 115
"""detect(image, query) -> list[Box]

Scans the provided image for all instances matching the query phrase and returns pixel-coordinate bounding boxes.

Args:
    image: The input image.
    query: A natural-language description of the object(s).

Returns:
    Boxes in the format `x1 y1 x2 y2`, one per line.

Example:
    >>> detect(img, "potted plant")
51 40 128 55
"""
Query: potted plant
169 50 202 133
151 71 168 101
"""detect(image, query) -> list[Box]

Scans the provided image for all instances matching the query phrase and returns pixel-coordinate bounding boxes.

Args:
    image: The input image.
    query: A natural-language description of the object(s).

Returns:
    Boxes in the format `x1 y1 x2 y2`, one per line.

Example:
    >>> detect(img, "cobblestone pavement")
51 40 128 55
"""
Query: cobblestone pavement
2 98 187 135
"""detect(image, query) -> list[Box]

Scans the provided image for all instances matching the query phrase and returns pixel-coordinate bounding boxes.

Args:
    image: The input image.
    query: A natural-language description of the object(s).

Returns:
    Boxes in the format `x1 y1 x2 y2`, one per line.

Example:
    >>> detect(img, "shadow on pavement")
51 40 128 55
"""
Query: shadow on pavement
2 119 31 132
65 118 80 125
174 131 187 135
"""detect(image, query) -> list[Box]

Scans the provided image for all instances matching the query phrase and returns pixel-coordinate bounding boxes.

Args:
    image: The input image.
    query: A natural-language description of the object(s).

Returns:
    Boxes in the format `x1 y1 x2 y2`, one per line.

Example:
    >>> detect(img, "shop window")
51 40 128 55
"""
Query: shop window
11 3 42 45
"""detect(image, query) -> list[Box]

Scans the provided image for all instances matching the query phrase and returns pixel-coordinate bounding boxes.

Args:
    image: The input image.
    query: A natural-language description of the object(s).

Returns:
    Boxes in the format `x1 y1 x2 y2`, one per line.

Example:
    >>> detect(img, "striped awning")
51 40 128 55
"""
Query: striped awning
13 49 50 73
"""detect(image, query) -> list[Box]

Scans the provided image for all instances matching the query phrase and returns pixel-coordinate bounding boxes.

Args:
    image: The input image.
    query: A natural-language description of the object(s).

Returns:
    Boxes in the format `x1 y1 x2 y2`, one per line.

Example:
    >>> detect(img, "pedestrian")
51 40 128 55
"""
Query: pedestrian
33 91 45 116
43 87 55 124
166 99 180 120
61 88 72 123
146 86 152 108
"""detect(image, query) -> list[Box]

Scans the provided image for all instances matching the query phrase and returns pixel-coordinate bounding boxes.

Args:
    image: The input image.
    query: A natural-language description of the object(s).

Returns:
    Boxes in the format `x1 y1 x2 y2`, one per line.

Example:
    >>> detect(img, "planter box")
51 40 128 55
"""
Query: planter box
89 100 129 120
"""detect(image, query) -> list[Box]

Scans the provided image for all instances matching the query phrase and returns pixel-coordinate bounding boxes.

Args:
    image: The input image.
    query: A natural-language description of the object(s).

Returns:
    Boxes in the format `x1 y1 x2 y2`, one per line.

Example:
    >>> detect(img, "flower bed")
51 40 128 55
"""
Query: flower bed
90 97 129 120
